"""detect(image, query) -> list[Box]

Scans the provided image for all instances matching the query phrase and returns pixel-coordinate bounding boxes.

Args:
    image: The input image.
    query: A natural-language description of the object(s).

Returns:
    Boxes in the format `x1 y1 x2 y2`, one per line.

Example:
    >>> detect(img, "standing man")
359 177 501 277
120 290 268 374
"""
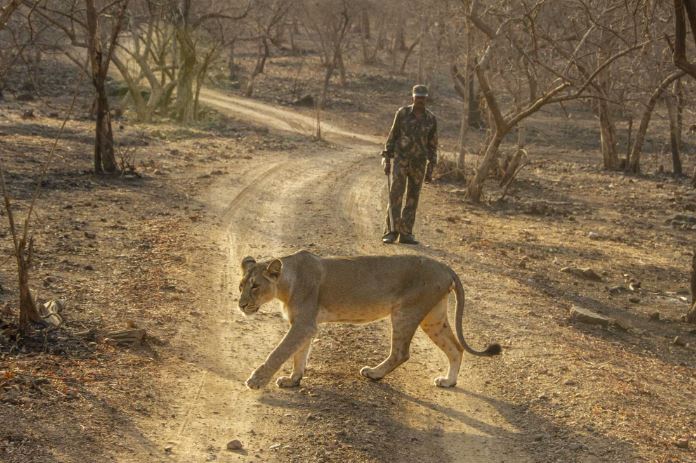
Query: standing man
381 84 438 245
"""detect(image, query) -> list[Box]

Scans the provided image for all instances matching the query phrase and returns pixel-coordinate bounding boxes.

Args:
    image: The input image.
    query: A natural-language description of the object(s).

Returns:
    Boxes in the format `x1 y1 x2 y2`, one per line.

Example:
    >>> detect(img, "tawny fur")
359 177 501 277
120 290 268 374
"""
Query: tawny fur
238 250 500 390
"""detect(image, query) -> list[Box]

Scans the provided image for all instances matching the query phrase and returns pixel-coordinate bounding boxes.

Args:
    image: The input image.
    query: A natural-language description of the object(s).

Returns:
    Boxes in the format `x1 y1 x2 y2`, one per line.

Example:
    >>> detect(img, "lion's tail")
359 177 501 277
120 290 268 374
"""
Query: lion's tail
450 268 501 357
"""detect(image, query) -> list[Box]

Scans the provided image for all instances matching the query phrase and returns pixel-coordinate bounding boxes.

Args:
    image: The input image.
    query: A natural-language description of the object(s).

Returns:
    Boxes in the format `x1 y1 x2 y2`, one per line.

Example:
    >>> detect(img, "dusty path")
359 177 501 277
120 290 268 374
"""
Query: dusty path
138 90 533 462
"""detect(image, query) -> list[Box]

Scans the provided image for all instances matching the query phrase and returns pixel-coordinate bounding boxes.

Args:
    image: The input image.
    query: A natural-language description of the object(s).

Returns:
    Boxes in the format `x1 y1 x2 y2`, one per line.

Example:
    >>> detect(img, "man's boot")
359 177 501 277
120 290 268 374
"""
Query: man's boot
382 231 398 244
398 234 419 245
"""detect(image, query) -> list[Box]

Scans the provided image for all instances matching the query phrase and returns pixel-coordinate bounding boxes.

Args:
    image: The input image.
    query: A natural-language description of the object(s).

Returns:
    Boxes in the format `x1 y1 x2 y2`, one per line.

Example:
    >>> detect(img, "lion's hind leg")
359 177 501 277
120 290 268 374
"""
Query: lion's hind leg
420 297 463 388
360 310 420 381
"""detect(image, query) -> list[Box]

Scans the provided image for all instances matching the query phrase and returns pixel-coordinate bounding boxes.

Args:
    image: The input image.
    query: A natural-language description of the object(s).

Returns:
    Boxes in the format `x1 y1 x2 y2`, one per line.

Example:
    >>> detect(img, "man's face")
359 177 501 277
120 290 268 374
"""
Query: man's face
412 95 426 109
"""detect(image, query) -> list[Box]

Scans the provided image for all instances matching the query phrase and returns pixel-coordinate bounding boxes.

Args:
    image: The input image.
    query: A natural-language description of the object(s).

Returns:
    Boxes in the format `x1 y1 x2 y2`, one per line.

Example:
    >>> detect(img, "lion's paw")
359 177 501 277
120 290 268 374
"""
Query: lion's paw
360 366 382 381
276 376 301 388
245 370 269 390
434 377 456 388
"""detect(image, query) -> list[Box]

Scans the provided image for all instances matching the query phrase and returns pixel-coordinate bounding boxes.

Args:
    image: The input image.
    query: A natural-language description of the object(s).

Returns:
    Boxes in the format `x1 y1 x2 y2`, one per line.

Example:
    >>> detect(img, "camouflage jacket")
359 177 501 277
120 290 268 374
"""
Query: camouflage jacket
383 105 438 165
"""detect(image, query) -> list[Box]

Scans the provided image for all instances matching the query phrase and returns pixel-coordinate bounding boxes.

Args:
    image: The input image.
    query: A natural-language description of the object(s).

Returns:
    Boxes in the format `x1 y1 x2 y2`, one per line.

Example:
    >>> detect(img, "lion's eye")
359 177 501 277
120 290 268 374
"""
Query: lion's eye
251 284 259 292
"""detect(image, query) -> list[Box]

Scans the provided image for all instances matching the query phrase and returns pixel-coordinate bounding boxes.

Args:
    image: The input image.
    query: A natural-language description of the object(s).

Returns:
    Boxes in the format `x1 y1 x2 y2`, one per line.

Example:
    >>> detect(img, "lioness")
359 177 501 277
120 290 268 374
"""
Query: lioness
238 250 500 389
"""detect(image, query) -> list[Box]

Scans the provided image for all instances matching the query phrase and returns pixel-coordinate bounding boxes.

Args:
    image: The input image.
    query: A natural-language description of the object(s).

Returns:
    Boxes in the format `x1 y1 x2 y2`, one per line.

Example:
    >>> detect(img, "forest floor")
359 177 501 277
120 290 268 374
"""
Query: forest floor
1 57 695 463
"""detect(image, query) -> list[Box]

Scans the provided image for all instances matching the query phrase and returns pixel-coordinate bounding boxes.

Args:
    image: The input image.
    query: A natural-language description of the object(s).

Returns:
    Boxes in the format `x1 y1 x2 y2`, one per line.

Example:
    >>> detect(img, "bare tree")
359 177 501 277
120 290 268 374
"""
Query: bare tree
86 0 128 173
34 0 129 173
302 0 351 108
244 0 291 97
170 0 250 122
111 1 178 122
461 0 649 202
627 70 685 173
0 1 83 331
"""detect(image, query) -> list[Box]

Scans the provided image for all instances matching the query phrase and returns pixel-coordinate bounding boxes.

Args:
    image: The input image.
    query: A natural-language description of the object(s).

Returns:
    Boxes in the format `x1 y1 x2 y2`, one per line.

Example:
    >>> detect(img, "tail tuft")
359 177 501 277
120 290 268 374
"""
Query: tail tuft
485 343 502 356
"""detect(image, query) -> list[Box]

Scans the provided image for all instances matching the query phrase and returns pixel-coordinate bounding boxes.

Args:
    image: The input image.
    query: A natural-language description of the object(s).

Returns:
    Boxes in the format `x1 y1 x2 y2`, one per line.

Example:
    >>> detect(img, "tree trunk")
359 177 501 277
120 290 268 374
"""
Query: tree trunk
665 88 682 176
417 19 426 83
676 79 684 144
194 48 215 119
467 72 482 128
17 241 41 332
399 36 420 74
86 0 118 173
361 9 370 39
175 26 196 123
360 23 371 64
628 71 685 173
94 84 117 173
245 37 269 97
457 99 467 170
228 41 238 80
111 55 151 122
598 99 619 170
320 63 335 109
336 48 346 87
395 22 406 51
466 132 505 202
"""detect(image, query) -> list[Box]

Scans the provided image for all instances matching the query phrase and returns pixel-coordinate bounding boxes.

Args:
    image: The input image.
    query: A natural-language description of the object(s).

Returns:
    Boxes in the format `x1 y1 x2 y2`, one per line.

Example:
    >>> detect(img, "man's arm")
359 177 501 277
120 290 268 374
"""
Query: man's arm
427 117 438 165
383 109 402 158
425 117 438 183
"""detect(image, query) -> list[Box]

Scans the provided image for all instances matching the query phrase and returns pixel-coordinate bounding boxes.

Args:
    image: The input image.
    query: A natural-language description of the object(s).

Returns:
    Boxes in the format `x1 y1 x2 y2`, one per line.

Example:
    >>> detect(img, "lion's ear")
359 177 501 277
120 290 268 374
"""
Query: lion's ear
241 256 256 273
265 259 283 280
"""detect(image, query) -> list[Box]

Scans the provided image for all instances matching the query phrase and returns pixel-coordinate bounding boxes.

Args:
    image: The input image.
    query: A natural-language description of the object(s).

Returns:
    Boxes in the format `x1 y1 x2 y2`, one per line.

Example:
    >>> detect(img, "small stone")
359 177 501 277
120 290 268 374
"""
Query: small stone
569 443 583 451
563 380 577 386
518 257 529 269
673 336 686 347
675 438 690 449
435 228 444 233
164 444 173 453
608 286 624 295
569 306 613 327
84 264 94 271
588 231 601 240
628 296 640 303
533 434 544 442
561 266 602 282
226 440 243 451
649 312 660 321
84 231 96 239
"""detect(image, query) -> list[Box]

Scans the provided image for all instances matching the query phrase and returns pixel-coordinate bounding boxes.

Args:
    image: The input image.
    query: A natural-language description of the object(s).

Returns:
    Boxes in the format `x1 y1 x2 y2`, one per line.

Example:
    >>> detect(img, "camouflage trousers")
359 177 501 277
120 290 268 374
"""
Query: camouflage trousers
385 159 425 237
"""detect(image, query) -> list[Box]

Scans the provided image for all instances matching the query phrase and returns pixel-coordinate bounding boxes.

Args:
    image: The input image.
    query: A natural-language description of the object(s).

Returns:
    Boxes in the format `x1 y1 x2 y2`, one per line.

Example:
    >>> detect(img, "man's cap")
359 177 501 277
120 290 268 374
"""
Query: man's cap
412 84 429 97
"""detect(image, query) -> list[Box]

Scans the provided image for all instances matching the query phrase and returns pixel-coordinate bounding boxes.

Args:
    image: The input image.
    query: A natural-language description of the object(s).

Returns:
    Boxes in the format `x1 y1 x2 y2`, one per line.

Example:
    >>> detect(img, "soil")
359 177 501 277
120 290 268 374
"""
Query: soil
1 54 695 463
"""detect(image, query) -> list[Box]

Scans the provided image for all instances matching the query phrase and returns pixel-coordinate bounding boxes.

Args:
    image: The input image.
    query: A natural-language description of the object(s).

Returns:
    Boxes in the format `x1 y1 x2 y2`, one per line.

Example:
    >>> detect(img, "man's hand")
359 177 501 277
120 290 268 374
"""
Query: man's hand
424 162 434 183
382 157 391 176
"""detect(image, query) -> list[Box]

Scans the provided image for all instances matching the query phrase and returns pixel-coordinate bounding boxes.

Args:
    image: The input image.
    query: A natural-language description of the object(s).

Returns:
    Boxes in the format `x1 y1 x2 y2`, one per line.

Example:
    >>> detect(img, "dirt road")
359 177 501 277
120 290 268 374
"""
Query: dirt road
134 89 533 462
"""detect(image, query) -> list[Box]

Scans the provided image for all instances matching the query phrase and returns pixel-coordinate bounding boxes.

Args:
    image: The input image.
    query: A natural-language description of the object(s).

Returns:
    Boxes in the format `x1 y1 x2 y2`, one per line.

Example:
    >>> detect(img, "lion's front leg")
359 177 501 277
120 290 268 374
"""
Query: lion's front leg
245 323 317 390
276 337 312 388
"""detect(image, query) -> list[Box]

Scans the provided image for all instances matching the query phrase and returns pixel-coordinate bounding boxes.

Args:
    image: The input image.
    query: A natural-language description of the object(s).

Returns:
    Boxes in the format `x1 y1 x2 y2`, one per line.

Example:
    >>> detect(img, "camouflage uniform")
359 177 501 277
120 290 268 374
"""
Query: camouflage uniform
383 104 438 238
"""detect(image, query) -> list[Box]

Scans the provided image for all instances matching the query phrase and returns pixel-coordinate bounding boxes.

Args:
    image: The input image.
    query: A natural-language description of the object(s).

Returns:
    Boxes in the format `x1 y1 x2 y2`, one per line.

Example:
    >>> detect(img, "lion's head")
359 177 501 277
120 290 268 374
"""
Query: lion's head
238 256 282 315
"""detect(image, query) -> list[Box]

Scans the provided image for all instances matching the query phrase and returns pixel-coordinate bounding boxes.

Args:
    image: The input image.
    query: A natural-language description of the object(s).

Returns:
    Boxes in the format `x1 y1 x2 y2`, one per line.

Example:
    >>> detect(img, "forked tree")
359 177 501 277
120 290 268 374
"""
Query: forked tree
35 0 129 174
301 0 351 108
460 0 652 202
